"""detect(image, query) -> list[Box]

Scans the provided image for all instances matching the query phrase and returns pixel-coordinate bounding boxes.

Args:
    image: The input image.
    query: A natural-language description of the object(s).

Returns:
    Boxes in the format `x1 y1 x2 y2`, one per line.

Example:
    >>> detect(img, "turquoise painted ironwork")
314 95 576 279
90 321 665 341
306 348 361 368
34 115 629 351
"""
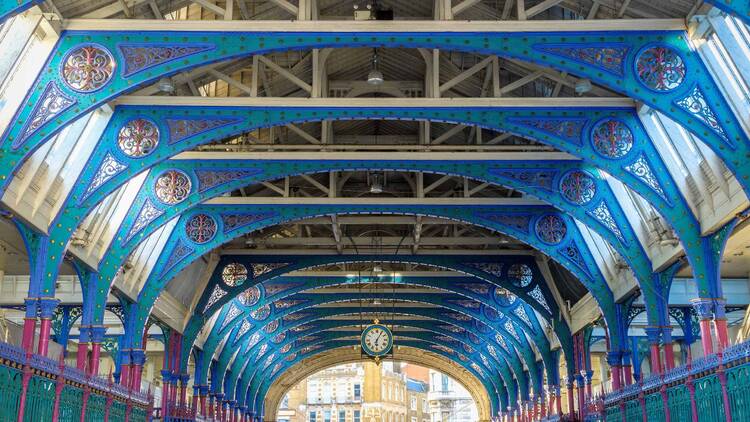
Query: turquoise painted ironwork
0 0 41 23
1 27 746 206
667 384 692 421
644 391 665 420
727 364 750 421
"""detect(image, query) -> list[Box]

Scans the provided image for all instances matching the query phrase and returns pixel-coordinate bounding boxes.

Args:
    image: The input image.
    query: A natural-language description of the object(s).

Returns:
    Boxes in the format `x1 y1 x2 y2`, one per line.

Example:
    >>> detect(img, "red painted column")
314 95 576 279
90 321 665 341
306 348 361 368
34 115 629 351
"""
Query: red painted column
661 384 671 422
555 388 562 416
686 369 699 422
80 386 91 422
37 298 59 357
645 326 662 375
200 389 208 418
208 394 215 420
77 326 90 372
692 298 716 356
566 382 574 417
576 375 586 421
714 299 730 352
88 326 107 376
130 349 146 392
161 370 171 417
17 353 33 422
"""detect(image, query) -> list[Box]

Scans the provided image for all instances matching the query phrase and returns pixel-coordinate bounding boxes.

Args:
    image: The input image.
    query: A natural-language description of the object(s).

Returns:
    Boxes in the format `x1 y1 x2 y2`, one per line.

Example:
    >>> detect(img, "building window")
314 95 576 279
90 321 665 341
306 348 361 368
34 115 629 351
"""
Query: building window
411 396 417 410
309 411 316 422
354 410 361 422
422 398 428 413
354 383 361 400
412 418 418 422
338 410 346 422
324 410 331 422
441 374 449 392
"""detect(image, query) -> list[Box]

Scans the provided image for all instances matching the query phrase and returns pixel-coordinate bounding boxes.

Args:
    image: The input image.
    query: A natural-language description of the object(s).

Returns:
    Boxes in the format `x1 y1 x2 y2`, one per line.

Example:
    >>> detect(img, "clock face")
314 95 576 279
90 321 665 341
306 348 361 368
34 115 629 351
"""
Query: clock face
361 324 393 357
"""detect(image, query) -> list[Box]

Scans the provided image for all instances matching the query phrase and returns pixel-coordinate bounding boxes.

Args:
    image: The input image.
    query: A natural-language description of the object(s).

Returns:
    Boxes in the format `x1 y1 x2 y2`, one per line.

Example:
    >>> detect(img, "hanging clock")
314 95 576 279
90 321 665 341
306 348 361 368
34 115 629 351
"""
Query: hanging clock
361 319 393 359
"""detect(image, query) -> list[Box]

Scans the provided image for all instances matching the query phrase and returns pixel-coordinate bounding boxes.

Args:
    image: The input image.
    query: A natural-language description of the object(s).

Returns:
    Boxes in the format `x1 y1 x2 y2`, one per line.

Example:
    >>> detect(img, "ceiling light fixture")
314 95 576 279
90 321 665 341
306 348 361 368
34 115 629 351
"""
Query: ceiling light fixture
367 49 384 85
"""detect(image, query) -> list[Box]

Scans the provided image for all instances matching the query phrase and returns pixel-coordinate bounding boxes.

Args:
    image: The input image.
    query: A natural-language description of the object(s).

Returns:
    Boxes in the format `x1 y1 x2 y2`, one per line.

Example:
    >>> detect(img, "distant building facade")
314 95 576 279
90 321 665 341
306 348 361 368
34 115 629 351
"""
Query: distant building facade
277 362 476 422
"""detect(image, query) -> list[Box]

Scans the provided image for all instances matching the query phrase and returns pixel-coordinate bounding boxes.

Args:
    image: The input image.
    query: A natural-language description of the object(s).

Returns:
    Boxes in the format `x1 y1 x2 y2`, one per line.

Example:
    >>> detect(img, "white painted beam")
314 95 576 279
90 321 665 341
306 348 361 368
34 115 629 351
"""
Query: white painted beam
172 150 579 161
63 19 686 32
114 96 634 108
205 196 545 205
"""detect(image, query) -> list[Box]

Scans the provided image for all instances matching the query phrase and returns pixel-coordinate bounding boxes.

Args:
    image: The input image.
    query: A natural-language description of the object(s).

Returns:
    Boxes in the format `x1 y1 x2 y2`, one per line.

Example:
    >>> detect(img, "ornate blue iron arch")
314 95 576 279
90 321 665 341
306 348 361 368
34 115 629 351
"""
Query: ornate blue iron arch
39 105 689 322
229 318 521 413
121 203 616 351
0 0 41 23
194 292 544 399
183 257 563 362
1 25 746 208
200 285 543 405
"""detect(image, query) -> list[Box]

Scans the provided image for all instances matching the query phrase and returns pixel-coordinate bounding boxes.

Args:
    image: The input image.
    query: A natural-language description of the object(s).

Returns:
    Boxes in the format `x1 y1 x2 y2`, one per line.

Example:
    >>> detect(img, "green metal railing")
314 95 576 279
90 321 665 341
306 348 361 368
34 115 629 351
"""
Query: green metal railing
0 341 152 421
602 340 750 422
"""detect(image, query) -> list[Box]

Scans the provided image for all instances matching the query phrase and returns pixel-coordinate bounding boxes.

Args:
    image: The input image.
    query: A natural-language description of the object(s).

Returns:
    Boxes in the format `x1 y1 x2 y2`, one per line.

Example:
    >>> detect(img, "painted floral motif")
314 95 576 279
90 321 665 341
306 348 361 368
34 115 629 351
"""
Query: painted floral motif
61 45 115 92
272 362 283 375
237 285 260 306
252 263 290 278
449 299 481 310
465 262 503 278
154 170 191 205
292 324 313 333
263 282 299 297
495 333 510 353
125 198 163 242
457 283 490 296
479 353 491 369
588 201 625 243
160 239 193 277
529 285 552 314
491 169 557 190
236 320 252 341
509 118 587 145
624 154 667 201
487 344 499 360
118 119 159 158
220 212 273 233
503 320 520 341
484 307 501 321
222 263 249 287
203 284 227 313
636 46 686 91
247 333 261 349
560 170 596 205
280 343 292 353
535 45 628 76
535 214 567 245
196 169 259 193
285 353 298 362
444 312 471 322
494 288 517 306
675 86 731 145
439 325 465 334
255 344 268 361
264 319 280 333
507 264 533 288
185 214 217 244
470 363 485 378
477 214 532 233
592 119 633 159
274 299 305 309
220 304 242 330
82 153 127 201
431 345 454 355
513 306 534 328
301 345 322 354
119 44 214 77
436 335 458 344
251 304 271 321
463 344 475 354
166 118 239 144
284 314 307 323
468 333 481 345
14 82 75 149
273 332 287 344
560 243 591 276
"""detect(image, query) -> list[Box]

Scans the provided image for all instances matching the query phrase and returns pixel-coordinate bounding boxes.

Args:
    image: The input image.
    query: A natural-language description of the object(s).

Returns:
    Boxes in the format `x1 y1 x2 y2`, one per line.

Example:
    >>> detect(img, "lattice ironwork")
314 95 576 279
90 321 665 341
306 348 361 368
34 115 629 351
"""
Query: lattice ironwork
154 170 191 205
117 119 160 158
185 213 217 244
222 263 249 287
636 46 686 91
61 45 115 92
560 170 597 205
592 119 634 159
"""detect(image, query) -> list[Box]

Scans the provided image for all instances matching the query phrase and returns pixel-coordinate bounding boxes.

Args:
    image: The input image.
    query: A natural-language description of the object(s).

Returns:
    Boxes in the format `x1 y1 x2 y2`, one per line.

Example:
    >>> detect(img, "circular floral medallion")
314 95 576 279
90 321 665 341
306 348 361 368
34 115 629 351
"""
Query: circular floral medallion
507 264 533 288
185 214 217 244
118 119 159 158
591 119 633 159
559 170 596 205
535 214 567 245
251 304 271 321
237 285 260 305
61 45 115 92
636 46 686 92
223 264 249 287
154 170 191 204
494 287 517 306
